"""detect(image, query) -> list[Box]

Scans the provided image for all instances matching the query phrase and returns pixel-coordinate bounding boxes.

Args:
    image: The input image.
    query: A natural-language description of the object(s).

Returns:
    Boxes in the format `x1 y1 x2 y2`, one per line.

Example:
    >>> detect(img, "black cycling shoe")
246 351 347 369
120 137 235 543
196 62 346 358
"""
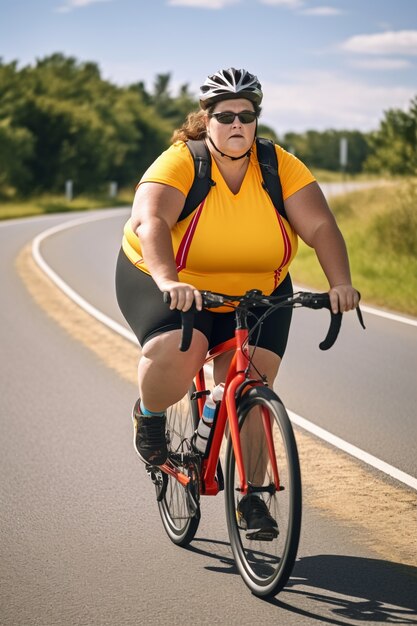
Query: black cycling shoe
132 399 168 466
237 494 279 541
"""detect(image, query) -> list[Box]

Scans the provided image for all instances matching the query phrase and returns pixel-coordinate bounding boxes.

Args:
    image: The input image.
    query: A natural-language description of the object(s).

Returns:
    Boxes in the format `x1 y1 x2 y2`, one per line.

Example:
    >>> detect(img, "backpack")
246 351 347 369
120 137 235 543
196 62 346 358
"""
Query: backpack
178 137 287 222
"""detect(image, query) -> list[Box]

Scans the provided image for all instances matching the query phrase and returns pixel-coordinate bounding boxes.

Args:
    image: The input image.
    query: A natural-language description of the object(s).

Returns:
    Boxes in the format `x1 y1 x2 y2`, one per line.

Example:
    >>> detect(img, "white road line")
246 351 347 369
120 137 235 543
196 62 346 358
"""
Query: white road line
31 211 417 491
32 210 137 344
0 207 123 228
288 411 417 491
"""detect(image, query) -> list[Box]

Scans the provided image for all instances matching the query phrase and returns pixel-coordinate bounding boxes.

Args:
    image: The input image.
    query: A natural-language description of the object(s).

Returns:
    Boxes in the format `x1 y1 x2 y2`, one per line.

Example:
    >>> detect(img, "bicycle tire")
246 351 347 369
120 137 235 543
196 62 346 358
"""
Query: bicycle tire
224 386 302 598
156 385 201 546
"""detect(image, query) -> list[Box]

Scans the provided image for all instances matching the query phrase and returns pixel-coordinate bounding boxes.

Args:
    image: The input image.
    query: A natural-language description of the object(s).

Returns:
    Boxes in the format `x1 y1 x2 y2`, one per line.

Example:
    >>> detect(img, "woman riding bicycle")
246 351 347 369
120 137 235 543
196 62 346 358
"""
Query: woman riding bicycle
116 67 360 535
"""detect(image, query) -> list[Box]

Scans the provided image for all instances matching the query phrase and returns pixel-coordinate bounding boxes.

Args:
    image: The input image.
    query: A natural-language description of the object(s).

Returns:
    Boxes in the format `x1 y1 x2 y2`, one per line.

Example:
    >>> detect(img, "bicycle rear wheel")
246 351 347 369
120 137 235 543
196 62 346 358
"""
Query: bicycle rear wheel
155 386 201 546
225 386 302 598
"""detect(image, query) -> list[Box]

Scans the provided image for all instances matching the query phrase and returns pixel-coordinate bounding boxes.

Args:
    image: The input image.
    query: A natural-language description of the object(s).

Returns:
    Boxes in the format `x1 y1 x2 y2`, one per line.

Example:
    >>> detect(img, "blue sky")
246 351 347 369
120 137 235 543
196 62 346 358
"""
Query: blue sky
1 0 416 134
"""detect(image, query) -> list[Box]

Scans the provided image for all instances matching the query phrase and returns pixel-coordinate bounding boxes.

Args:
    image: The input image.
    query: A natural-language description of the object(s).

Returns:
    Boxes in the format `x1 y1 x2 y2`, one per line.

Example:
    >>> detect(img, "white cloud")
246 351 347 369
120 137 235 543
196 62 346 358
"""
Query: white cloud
349 58 412 70
341 30 417 56
300 6 344 16
258 1 344 15
167 0 239 7
167 0 343 12
55 0 111 12
259 0 303 6
260 72 415 133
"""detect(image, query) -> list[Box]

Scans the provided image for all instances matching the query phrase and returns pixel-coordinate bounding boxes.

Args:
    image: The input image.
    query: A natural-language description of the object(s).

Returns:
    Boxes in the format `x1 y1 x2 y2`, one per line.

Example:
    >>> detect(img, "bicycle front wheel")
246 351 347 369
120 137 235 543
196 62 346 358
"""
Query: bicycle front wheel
156 386 201 547
225 386 302 598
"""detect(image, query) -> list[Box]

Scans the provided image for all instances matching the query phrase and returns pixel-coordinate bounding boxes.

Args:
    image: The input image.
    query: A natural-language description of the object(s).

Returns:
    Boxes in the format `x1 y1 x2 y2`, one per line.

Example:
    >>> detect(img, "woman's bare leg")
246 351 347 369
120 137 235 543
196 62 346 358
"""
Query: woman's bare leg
138 329 208 412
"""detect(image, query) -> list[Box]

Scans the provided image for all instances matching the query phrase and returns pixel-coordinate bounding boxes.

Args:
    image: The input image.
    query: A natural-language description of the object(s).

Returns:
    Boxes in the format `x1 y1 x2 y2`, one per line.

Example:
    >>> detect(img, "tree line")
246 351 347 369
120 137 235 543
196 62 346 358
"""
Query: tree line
0 53 416 197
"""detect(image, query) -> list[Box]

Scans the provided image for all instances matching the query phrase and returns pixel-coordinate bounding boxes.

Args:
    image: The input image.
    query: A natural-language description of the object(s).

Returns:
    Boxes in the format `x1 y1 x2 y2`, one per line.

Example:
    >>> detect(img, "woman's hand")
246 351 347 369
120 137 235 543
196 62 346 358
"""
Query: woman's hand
160 280 203 312
329 284 360 314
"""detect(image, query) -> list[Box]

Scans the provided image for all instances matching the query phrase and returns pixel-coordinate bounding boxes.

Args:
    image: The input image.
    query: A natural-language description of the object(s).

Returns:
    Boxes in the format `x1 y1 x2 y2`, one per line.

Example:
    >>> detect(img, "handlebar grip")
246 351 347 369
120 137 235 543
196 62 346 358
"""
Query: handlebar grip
298 292 343 350
318 293 365 349
163 292 195 352
319 310 342 350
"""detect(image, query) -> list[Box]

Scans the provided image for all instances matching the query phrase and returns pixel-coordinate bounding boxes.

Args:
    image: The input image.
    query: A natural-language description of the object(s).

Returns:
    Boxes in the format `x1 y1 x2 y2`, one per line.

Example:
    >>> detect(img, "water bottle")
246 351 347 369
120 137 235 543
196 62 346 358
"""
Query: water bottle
193 384 224 454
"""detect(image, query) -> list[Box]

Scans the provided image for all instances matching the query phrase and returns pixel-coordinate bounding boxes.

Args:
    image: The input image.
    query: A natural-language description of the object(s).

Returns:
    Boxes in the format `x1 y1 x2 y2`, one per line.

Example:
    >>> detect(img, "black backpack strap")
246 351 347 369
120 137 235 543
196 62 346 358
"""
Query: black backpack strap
179 139 215 221
179 137 285 222
256 137 287 220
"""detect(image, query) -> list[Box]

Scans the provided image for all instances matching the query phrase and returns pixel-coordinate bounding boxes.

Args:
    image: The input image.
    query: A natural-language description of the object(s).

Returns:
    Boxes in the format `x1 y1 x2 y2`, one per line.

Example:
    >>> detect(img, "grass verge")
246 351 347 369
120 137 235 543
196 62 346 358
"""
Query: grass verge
291 179 417 316
311 169 381 183
0 191 132 220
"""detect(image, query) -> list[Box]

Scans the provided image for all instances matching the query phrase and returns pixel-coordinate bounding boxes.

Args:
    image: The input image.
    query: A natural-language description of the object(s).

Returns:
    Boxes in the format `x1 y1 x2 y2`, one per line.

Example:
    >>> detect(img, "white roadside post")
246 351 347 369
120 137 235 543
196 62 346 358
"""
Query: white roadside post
340 137 348 178
65 180 73 202
109 181 118 198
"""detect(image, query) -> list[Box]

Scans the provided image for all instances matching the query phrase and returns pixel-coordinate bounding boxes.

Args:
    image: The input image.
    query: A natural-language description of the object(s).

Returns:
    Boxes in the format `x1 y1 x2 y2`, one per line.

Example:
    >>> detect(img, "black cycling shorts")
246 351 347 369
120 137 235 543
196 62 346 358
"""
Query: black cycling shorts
115 249 293 358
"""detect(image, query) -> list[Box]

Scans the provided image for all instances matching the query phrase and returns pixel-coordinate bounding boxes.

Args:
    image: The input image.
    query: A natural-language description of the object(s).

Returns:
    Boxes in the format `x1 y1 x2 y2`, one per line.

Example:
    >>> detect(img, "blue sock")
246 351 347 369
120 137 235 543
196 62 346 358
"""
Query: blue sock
140 401 165 417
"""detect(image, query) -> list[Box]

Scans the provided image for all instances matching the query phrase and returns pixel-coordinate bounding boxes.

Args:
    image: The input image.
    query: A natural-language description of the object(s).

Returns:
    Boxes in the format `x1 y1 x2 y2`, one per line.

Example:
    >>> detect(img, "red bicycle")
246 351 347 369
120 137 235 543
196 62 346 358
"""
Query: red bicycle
145 289 364 598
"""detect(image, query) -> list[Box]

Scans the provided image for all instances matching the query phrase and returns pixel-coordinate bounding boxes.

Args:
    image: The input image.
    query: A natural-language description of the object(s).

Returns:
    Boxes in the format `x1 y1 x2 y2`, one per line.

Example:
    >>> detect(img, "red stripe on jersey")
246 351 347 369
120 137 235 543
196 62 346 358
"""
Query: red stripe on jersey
273 213 292 288
176 199 206 272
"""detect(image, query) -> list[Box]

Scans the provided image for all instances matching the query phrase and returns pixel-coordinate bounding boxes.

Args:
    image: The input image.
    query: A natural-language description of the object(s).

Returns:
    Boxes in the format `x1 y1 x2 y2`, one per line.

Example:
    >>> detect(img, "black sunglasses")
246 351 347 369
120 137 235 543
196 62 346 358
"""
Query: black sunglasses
210 111 257 125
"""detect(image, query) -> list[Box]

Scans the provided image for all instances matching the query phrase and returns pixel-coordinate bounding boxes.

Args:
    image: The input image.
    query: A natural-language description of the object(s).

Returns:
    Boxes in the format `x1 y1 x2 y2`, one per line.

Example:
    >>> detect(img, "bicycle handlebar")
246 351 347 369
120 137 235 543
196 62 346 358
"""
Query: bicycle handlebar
163 290 365 352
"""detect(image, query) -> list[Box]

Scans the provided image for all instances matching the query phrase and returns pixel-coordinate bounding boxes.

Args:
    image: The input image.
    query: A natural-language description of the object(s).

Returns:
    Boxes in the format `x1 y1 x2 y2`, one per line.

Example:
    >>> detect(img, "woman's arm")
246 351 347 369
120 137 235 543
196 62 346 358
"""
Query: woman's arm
284 182 360 313
131 182 202 311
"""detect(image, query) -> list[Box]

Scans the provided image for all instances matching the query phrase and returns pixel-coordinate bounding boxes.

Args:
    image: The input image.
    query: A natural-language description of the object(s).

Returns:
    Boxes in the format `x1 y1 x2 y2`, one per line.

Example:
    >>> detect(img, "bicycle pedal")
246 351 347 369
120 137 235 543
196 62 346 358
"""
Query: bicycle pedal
246 528 279 542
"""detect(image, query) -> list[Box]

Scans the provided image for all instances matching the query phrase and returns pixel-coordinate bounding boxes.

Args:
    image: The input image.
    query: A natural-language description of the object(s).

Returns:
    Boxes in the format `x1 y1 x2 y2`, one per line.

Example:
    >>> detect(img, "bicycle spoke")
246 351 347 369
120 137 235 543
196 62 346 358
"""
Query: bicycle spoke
156 386 201 546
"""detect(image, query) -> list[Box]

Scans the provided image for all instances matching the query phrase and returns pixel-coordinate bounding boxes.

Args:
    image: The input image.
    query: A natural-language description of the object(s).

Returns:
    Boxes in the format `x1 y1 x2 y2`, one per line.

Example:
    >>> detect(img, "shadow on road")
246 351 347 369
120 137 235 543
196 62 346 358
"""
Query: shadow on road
277 555 417 624
189 538 417 624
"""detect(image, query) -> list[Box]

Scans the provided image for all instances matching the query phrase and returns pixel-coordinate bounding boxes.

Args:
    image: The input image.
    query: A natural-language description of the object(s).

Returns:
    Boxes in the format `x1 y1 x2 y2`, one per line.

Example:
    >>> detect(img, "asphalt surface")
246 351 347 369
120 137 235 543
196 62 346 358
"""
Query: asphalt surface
1 211 416 626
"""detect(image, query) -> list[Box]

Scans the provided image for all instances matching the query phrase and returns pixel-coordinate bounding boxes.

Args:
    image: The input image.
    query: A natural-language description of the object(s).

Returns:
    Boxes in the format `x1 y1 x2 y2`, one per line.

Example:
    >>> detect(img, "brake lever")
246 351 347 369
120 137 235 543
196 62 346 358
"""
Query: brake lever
356 305 366 329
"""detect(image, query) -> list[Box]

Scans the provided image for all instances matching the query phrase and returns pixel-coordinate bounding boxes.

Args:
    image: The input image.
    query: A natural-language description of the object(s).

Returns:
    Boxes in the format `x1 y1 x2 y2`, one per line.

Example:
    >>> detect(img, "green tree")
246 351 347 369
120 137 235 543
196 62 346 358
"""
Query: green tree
109 88 171 186
365 97 417 176
0 118 34 195
0 60 35 194
258 123 279 142
0 54 173 194
150 72 198 128
281 129 370 173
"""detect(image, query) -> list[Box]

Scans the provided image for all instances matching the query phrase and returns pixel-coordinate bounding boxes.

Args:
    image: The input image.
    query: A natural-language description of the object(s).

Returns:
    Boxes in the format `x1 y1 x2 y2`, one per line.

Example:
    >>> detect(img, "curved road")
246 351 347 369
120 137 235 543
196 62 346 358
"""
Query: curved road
40 208 417 478
1 210 416 626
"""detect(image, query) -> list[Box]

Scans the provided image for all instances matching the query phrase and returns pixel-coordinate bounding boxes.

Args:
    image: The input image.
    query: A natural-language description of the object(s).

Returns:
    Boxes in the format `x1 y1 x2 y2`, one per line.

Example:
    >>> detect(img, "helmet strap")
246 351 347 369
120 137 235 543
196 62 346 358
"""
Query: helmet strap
206 134 252 161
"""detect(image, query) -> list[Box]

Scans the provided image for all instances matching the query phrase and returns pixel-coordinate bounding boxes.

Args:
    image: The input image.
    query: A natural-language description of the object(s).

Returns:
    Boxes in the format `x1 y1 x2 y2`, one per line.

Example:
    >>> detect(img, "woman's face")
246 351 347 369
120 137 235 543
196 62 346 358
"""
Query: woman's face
205 98 257 157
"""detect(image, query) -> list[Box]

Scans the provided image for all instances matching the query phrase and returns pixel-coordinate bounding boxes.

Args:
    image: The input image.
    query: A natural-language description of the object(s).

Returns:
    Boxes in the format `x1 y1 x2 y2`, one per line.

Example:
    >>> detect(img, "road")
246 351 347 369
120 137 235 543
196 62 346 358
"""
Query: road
1 210 416 626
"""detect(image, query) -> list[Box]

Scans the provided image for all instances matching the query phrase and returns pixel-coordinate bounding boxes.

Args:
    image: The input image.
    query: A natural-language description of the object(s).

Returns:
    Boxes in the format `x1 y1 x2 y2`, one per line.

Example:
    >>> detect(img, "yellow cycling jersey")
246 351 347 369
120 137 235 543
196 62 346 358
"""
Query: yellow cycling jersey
122 140 315 298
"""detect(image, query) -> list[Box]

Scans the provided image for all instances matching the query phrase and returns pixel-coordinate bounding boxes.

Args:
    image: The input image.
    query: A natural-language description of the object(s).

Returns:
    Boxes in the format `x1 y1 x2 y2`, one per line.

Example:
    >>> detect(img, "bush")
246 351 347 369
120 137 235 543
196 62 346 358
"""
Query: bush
372 183 417 256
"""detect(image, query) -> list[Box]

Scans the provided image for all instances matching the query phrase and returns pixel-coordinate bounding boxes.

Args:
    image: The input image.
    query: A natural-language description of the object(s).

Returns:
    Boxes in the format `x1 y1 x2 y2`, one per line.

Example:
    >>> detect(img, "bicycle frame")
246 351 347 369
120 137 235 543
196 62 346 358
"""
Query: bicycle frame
160 323 280 498
158 286 363 496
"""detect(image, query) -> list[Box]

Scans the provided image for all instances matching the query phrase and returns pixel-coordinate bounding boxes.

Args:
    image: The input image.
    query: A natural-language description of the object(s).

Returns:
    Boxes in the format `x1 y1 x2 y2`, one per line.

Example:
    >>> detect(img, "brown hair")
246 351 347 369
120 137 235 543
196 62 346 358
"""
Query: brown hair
171 110 208 143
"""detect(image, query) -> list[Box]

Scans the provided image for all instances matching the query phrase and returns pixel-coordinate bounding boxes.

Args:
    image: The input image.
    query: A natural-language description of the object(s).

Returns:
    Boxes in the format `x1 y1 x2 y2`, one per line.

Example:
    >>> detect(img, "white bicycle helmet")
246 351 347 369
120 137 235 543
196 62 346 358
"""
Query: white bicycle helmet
199 68 263 109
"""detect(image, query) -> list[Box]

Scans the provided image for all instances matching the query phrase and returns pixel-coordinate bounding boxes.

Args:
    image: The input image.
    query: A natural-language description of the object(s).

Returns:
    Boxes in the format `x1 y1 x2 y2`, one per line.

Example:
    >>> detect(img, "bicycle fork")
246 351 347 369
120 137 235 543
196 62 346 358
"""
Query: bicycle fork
227 383 281 498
